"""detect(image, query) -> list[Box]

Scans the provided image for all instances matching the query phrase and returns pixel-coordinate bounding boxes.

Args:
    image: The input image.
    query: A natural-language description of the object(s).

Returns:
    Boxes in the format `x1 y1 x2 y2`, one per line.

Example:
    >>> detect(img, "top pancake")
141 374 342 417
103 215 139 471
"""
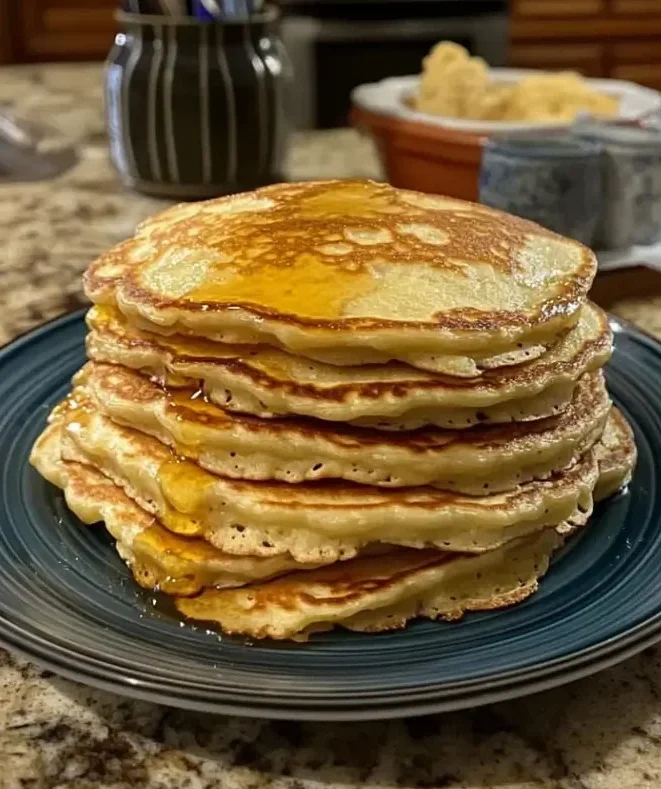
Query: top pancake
83 180 597 368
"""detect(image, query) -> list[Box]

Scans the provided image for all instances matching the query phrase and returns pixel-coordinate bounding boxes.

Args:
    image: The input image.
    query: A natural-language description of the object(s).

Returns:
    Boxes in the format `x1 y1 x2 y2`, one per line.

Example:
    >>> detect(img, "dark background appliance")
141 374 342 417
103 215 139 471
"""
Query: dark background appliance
279 0 509 129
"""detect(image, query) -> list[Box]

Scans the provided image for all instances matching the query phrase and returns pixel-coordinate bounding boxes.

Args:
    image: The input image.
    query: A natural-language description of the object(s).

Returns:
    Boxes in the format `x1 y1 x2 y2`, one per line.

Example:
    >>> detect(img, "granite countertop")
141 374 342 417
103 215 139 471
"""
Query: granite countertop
2 63 661 789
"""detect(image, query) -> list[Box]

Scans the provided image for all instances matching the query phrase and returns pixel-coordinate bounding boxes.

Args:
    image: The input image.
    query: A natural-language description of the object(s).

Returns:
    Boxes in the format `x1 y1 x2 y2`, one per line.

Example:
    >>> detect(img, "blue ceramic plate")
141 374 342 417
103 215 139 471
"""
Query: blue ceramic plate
0 311 659 720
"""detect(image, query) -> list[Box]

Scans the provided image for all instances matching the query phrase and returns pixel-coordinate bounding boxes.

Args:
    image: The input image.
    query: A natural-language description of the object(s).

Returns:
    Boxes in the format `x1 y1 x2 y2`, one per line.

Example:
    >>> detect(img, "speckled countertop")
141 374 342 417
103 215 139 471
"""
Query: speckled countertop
3 63 661 789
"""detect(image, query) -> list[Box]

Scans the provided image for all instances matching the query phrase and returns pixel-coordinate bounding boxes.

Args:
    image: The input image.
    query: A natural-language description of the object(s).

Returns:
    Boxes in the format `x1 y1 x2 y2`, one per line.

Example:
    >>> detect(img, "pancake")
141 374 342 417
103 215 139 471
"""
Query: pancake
51 391 600 563
32 417 589 641
85 301 612 429
83 180 597 373
174 412 635 641
29 423 313 595
81 361 611 493
175 529 563 640
593 407 637 501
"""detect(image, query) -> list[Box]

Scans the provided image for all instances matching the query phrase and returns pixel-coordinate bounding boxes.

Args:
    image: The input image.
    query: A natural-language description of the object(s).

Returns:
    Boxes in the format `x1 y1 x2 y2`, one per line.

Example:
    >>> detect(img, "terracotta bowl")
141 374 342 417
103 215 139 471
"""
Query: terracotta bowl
350 104 485 201
350 72 661 201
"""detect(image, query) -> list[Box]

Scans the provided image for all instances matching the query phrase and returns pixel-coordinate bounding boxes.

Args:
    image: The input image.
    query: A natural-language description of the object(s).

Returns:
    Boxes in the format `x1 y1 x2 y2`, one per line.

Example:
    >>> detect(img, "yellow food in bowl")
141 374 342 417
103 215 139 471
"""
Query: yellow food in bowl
416 42 619 122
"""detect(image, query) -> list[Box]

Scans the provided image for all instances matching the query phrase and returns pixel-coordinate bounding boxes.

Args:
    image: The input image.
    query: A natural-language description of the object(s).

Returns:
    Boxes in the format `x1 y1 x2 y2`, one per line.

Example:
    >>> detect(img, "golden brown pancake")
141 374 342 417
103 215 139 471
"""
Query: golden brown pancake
594 407 637 501
176 530 562 640
80 361 611 494
29 423 315 595
83 180 596 372
85 302 612 429
29 401 636 642
174 410 636 641
50 390 600 563
33 415 585 640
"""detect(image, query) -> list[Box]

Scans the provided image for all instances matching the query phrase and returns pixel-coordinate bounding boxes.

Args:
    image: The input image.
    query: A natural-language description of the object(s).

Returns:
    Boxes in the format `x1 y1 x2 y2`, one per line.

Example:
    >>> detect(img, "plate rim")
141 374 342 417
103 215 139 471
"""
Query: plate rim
3 624 660 721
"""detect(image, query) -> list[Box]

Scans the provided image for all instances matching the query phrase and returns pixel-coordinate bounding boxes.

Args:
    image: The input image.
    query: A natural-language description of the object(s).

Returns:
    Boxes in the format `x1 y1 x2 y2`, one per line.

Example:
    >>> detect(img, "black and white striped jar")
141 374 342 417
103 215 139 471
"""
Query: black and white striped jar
105 7 290 198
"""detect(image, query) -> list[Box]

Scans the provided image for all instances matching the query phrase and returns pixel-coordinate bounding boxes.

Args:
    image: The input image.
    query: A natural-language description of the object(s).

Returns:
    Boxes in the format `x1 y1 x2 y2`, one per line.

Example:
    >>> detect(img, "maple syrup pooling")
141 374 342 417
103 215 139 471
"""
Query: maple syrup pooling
132 180 551 320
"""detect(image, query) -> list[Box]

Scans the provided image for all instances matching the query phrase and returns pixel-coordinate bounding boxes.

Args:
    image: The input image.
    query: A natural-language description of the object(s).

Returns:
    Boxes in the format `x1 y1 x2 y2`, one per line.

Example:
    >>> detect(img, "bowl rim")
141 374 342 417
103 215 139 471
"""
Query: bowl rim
350 105 486 148
351 69 661 136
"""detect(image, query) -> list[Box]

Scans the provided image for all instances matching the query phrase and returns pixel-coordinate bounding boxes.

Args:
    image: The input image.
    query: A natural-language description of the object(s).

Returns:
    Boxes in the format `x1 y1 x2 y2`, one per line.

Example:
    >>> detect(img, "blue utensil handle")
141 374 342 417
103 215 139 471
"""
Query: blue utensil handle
191 0 259 19
191 0 222 18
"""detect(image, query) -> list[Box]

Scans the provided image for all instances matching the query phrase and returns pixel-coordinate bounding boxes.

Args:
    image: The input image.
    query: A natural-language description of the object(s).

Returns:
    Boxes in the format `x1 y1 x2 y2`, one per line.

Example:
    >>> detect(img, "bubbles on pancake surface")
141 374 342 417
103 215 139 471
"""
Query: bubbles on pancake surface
122 180 590 324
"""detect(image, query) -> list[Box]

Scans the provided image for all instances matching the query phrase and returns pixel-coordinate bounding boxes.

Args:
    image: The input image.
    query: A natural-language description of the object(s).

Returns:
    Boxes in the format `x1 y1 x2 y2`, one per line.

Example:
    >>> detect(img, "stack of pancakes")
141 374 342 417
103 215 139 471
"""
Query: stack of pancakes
30 180 636 641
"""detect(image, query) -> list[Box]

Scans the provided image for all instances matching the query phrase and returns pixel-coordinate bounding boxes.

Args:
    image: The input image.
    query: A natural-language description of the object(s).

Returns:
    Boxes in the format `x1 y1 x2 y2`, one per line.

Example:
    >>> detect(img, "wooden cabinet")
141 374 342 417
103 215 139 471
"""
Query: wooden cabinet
612 41 661 92
0 0 117 63
513 0 607 17
509 42 605 76
2 0 661 94
511 0 661 90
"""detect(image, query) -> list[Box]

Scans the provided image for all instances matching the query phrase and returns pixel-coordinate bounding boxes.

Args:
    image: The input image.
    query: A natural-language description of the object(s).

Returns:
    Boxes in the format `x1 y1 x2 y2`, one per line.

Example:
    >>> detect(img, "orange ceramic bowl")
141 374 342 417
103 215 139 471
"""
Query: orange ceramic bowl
350 71 661 200
350 105 486 201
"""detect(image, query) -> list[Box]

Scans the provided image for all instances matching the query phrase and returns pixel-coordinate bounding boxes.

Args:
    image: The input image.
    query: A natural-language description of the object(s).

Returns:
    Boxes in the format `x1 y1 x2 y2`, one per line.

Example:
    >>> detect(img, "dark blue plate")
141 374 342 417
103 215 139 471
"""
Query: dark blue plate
0 311 659 720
